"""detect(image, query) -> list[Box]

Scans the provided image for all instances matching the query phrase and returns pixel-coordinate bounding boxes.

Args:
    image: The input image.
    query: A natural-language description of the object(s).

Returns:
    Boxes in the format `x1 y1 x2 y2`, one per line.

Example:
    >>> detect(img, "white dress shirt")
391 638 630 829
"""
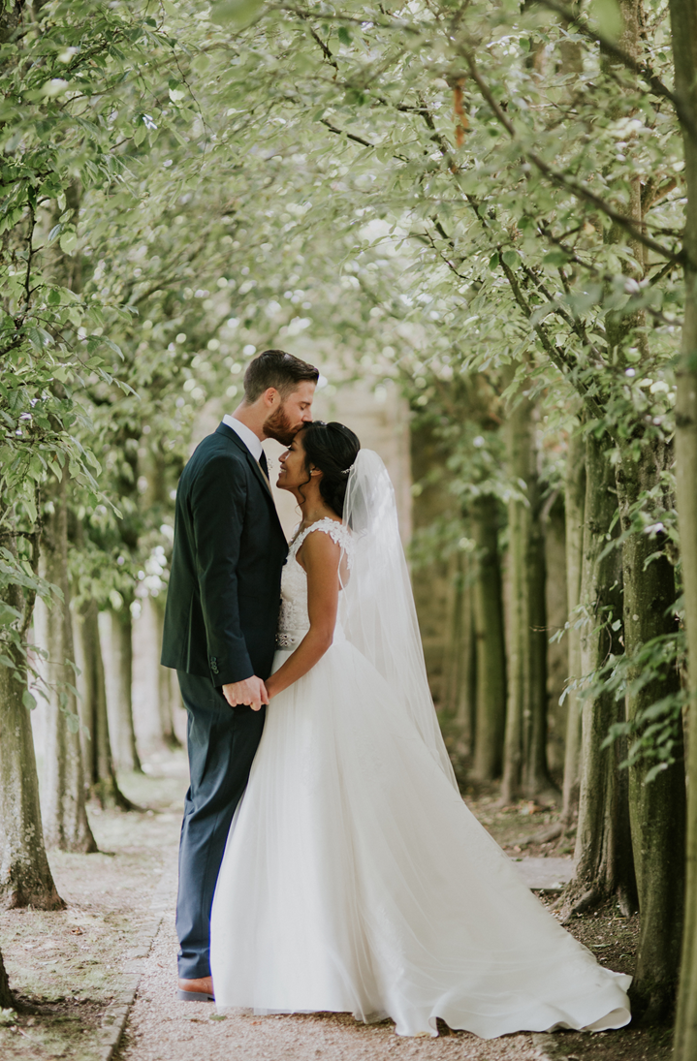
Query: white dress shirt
222 414 263 461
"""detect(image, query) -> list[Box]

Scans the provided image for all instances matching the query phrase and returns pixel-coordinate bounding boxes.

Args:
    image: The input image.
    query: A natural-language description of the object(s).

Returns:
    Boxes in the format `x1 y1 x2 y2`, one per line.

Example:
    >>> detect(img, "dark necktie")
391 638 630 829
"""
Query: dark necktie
259 451 269 478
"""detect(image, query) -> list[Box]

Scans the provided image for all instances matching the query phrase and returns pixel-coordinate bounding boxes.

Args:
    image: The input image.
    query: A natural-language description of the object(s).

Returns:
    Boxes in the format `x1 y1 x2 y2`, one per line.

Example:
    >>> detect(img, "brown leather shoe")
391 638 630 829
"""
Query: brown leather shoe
177 976 214 1002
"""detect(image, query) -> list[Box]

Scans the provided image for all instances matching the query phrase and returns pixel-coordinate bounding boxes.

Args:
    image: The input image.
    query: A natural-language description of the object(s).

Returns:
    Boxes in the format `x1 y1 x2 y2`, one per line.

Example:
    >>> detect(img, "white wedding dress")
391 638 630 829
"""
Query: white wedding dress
210 454 631 1039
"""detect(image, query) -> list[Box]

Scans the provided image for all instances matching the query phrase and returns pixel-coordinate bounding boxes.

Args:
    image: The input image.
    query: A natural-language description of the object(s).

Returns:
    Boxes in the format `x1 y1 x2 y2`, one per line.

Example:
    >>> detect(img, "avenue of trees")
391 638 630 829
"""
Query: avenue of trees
1 0 697 1055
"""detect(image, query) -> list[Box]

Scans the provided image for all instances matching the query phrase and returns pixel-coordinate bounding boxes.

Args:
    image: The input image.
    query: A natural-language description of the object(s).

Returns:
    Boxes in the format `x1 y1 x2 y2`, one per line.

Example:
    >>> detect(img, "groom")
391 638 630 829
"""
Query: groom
161 349 318 1001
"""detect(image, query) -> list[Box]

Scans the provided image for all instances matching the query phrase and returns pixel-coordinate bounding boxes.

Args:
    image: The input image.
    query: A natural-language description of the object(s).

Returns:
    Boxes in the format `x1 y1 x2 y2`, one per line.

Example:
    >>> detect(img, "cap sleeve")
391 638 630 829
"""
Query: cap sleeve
294 518 353 567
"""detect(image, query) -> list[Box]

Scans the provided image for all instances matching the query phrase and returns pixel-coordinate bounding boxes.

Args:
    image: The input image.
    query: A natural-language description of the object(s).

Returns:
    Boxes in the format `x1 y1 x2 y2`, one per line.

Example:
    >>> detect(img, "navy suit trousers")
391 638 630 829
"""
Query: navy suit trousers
175 670 265 980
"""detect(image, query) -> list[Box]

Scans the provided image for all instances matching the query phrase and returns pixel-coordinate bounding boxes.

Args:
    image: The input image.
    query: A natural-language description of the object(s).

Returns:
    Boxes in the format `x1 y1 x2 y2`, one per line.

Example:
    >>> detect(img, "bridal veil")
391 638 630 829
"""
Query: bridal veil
340 449 457 787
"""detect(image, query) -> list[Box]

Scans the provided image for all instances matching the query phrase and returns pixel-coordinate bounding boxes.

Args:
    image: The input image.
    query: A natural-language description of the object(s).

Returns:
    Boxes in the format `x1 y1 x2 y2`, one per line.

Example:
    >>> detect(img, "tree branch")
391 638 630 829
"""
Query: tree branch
535 0 697 148
499 257 611 429
463 53 682 264
320 118 391 153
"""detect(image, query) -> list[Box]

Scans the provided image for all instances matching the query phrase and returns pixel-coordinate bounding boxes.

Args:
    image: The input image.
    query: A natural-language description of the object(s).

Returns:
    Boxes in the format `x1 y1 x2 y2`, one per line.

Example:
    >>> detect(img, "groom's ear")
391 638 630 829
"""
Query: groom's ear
261 386 280 407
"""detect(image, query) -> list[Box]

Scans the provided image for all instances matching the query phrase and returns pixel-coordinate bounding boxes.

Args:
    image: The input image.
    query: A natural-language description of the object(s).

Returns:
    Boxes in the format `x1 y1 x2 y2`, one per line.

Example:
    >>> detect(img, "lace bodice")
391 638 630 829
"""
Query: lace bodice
277 518 352 649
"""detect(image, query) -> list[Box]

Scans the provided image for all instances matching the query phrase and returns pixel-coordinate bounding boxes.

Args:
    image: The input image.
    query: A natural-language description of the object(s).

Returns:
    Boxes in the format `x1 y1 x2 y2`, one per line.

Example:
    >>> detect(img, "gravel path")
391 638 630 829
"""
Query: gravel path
511 858 575 891
115 865 557 1061
112 760 566 1061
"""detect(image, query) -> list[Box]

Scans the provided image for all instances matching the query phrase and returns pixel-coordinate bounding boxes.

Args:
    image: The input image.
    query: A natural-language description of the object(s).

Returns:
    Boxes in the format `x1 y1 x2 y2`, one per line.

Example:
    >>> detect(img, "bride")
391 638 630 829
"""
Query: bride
209 421 631 1039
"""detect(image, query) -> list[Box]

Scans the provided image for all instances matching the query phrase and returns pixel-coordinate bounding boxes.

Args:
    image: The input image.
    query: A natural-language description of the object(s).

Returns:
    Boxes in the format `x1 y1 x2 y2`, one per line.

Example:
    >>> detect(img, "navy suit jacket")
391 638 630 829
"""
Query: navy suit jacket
160 423 288 687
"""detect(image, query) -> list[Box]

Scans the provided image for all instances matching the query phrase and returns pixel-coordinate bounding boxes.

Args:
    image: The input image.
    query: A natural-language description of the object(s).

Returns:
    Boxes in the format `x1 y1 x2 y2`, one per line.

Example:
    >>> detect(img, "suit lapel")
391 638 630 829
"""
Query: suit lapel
215 423 286 540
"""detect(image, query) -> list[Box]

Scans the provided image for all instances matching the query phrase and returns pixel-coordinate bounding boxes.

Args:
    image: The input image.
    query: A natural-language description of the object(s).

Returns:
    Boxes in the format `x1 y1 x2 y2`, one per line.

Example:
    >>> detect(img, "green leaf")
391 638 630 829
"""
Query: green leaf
502 250 519 268
22 689 37 711
23 493 37 524
337 27 351 45
59 230 77 255
211 0 264 26
543 250 569 266
100 337 123 359
27 327 54 351
0 603 21 627
489 252 499 270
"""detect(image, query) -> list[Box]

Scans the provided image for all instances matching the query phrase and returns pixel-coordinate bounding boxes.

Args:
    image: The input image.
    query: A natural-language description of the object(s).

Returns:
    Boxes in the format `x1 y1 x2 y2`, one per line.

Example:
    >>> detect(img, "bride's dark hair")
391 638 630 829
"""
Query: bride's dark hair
300 421 361 518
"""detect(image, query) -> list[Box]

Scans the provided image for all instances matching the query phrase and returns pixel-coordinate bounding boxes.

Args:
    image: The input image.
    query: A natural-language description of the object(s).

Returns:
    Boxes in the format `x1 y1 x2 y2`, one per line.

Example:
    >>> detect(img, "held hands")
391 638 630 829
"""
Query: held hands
222 675 269 712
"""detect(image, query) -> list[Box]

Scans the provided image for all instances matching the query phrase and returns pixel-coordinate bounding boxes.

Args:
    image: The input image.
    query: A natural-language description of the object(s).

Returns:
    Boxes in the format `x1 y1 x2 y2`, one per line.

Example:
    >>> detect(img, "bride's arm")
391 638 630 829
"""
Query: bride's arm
264 531 341 699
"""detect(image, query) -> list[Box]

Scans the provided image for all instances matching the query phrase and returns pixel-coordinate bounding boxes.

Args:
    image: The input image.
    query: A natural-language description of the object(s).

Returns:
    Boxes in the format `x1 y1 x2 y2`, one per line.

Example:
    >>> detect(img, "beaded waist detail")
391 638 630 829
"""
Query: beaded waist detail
276 623 346 650
276 632 301 649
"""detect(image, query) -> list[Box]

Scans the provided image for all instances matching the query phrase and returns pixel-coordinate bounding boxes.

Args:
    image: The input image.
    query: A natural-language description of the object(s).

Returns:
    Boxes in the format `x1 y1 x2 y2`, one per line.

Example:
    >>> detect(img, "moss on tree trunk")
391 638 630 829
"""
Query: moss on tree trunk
670 0 697 1051
0 528 64 911
471 495 507 780
105 608 141 773
0 642 65 910
561 428 586 826
501 376 554 801
616 443 685 1021
76 600 135 810
441 550 476 757
38 471 96 854
558 433 637 922
0 945 10 1008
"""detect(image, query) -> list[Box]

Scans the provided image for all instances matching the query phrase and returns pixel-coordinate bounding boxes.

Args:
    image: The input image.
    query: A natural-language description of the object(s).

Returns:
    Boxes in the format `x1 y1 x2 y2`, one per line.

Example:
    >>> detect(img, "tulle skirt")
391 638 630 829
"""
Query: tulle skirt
209 638 631 1039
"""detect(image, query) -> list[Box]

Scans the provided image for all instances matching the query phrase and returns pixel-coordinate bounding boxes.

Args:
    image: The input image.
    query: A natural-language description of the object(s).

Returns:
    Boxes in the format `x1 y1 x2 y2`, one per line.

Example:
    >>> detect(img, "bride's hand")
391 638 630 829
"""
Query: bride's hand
222 676 269 712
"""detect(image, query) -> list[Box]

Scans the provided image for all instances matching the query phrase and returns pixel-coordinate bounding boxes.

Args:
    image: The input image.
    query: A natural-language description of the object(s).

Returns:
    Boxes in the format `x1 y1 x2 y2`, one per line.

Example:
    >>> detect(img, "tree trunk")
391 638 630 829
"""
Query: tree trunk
558 433 637 921
455 573 477 759
616 443 685 1021
154 598 181 749
543 492 569 779
441 551 464 714
471 495 507 780
0 525 64 911
441 549 476 757
0 643 64 910
131 596 183 754
0 945 10 1007
561 429 586 826
99 609 141 773
76 601 134 809
501 379 554 801
38 472 96 854
670 0 697 1053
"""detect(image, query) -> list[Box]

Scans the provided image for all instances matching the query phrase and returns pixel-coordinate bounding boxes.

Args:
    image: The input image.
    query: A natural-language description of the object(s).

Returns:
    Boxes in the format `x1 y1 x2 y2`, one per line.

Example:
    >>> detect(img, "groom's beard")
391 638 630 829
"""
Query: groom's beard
263 402 296 446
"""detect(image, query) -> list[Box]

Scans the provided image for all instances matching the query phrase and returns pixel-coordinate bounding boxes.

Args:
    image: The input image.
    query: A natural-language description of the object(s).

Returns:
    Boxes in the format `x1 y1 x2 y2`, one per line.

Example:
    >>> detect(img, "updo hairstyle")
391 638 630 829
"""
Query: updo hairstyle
300 421 361 518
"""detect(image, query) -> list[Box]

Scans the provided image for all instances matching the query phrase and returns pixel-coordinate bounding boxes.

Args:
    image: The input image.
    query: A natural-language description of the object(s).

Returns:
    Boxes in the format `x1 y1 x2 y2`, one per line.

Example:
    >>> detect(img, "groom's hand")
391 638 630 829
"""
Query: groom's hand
222 676 269 712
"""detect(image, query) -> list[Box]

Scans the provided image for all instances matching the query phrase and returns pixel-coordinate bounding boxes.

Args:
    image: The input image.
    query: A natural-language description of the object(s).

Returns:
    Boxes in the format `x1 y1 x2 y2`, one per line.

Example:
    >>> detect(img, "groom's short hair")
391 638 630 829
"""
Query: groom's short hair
243 349 319 403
